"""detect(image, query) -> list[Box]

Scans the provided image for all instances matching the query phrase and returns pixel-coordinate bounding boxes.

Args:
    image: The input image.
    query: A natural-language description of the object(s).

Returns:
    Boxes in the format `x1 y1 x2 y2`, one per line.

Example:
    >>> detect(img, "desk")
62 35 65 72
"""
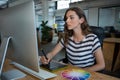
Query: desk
3 59 120 80
103 38 120 71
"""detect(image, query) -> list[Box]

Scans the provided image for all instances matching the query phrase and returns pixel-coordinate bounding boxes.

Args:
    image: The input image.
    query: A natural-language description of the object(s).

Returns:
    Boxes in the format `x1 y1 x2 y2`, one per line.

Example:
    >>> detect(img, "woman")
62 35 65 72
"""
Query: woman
40 7 105 71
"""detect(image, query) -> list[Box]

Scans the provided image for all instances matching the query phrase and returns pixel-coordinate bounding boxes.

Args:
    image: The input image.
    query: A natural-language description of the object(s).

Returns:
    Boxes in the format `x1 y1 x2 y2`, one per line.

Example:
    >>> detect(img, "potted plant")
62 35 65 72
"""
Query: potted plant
40 21 53 44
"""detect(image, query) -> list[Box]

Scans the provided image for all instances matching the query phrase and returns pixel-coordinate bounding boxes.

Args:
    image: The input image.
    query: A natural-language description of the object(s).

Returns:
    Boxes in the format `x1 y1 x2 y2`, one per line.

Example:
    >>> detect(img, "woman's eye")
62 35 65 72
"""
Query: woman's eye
70 17 74 19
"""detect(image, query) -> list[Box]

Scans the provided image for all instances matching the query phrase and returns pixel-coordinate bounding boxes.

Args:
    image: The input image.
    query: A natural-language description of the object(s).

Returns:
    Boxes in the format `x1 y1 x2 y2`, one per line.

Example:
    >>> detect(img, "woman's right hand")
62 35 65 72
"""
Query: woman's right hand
40 53 52 64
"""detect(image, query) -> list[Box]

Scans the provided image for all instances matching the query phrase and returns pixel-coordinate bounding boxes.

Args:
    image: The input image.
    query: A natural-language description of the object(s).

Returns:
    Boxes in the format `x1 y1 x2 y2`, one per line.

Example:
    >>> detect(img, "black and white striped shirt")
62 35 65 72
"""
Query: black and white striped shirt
60 34 101 68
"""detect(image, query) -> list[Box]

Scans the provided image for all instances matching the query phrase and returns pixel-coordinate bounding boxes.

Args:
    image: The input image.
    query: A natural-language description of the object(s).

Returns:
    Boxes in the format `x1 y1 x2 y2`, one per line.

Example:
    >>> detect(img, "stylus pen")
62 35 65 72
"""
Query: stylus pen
41 49 48 60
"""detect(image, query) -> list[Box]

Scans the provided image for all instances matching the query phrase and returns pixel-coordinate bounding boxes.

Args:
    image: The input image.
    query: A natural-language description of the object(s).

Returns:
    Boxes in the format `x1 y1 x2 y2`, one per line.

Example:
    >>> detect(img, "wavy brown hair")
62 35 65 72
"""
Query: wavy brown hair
63 7 91 45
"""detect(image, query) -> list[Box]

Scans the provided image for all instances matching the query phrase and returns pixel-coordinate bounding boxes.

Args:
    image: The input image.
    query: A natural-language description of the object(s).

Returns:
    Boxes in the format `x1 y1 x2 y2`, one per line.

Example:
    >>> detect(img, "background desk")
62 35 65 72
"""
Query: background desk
103 38 120 71
3 59 120 80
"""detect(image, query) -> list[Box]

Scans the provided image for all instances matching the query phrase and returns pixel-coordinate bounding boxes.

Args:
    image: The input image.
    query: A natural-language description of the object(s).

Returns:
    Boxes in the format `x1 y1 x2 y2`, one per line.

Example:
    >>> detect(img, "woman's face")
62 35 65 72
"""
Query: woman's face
65 10 83 30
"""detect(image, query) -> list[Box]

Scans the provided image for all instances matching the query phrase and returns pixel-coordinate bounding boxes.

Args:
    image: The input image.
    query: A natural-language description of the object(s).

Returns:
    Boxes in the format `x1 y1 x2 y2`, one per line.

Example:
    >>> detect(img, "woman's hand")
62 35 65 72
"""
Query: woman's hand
40 43 63 65
40 53 53 64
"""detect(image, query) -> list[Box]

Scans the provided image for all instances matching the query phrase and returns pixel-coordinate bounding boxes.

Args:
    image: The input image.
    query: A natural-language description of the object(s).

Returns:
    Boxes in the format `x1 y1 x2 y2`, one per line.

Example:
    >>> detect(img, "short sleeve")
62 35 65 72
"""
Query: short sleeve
92 35 101 53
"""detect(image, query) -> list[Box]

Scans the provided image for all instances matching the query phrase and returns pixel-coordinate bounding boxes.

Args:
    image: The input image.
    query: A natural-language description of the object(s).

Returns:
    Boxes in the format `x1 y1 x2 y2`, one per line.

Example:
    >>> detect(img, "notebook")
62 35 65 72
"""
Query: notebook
40 60 67 71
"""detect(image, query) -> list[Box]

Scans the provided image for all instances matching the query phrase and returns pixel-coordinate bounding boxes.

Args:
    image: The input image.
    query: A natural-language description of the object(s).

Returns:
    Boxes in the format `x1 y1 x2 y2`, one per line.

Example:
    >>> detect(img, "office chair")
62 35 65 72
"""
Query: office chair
90 26 105 47
59 26 105 64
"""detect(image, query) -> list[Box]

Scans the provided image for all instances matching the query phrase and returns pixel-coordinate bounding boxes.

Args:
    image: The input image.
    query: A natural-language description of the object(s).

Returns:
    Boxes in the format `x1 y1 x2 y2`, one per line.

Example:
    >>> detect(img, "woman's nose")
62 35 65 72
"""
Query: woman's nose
66 18 70 23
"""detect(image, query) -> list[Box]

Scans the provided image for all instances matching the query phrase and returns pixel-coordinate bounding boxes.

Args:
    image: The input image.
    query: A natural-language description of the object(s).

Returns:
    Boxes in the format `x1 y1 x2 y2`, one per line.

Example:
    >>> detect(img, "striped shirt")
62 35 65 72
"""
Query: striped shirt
60 34 101 68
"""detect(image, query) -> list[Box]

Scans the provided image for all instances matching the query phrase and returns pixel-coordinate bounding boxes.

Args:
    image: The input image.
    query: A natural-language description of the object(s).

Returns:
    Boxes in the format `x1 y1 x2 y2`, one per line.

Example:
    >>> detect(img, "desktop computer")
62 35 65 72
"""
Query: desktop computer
0 0 56 79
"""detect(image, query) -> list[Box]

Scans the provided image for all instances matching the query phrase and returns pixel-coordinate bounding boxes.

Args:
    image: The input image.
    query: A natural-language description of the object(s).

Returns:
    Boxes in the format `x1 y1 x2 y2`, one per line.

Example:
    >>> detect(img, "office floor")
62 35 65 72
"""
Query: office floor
39 33 120 78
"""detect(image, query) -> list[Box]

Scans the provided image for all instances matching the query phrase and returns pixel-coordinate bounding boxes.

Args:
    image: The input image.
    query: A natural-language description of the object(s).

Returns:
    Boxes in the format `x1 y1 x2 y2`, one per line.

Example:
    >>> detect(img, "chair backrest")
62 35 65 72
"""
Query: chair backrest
90 26 105 47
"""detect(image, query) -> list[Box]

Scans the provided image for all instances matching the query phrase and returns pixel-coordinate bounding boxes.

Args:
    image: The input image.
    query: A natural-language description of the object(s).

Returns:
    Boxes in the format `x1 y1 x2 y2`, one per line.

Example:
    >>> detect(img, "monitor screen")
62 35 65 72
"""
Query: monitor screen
0 0 39 72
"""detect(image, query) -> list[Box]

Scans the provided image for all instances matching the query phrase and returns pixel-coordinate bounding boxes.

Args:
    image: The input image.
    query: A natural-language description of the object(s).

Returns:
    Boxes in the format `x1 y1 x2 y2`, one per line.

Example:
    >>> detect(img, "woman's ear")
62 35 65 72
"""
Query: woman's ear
79 17 84 24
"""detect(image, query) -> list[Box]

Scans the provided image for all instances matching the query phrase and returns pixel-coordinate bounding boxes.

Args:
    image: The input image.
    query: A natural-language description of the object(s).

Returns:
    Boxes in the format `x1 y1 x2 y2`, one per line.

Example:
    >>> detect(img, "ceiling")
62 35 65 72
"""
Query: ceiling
0 0 56 9
0 0 82 14
0 0 82 7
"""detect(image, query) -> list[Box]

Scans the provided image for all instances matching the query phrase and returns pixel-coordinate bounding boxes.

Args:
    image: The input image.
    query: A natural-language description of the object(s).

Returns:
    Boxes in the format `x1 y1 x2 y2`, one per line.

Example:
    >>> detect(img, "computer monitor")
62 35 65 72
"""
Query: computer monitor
0 0 56 79
0 0 39 72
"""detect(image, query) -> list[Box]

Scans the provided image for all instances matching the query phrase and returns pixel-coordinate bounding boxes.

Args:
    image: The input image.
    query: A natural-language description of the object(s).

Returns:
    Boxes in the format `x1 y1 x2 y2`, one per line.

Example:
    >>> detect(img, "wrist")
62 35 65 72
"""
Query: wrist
47 53 53 60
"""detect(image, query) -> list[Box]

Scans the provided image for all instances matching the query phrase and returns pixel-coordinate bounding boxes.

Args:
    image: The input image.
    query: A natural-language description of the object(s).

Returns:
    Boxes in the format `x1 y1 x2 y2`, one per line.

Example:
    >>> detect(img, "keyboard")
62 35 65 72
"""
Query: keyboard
40 60 67 71
12 62 57 80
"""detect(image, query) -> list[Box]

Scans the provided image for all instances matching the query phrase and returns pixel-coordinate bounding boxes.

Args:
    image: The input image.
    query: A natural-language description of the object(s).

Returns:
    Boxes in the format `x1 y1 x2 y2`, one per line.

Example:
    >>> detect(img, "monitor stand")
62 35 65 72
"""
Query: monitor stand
0 37 57 80
0 37 26 80
1 69 26 80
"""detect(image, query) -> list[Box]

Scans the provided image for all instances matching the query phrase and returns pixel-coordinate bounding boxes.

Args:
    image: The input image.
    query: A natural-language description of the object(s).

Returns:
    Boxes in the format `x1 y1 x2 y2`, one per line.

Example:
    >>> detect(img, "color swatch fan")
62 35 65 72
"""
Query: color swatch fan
61 69 90 80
